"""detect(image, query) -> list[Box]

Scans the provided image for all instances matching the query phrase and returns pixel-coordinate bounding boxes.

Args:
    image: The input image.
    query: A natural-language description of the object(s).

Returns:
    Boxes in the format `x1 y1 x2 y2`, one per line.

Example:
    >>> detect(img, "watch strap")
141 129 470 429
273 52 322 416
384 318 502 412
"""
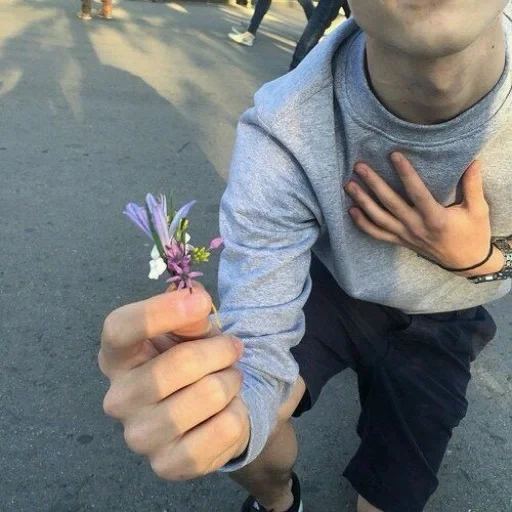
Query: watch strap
468 238 512 284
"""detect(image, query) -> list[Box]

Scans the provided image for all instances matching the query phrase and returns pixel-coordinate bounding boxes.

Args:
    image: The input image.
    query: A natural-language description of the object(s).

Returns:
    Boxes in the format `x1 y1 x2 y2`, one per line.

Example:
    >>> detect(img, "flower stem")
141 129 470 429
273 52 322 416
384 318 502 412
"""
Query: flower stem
211 302 222 330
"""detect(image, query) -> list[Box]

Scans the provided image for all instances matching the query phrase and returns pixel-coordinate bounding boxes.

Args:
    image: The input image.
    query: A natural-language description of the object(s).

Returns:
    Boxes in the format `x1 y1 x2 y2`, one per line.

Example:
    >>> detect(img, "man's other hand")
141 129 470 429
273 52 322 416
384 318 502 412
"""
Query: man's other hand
344 153 504 276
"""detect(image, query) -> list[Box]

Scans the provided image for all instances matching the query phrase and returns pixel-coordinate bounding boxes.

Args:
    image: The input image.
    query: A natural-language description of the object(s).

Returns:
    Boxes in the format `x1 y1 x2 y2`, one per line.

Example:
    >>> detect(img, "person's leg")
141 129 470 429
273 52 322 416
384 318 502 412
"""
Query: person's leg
344 307 496 512
230 254 357 511
248 0 272 35
99 0 112 19
228 377 306 511
231 252 453 511
296 0 315 20
340 0 350 18
79 0 92 19
290 0 343 70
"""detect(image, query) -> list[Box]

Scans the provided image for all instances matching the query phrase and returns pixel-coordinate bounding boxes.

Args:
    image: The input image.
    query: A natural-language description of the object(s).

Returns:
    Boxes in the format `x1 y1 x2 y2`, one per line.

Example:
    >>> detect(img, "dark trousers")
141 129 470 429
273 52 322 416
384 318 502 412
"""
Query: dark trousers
290 254 497 511
248 0 315 35
290 0 350 69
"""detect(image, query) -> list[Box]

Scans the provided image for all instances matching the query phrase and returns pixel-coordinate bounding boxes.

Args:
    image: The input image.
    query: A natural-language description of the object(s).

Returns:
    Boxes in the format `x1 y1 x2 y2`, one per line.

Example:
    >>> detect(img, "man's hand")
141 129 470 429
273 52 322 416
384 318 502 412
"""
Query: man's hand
98 284 250 480
344 153 504 277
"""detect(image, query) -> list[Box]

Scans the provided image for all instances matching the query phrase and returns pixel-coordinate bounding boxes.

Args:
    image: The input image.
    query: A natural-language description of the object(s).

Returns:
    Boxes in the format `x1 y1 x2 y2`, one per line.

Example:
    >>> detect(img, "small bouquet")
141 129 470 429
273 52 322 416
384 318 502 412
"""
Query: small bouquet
124 193 223 324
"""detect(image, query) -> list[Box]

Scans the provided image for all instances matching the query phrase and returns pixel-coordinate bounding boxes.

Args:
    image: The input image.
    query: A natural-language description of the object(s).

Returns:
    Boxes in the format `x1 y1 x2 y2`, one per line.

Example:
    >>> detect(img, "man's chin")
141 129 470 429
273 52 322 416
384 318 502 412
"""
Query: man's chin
391 31 474 59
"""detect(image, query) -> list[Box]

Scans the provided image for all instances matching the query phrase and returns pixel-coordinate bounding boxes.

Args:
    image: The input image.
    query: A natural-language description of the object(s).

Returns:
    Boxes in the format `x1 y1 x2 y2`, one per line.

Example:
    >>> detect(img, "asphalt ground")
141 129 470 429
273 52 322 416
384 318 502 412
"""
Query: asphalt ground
0 1 510 510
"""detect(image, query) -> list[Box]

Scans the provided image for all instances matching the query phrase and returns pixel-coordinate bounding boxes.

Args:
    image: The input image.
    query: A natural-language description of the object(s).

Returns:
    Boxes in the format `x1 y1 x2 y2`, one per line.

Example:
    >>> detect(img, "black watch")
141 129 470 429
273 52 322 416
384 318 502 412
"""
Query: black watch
469 238 512 284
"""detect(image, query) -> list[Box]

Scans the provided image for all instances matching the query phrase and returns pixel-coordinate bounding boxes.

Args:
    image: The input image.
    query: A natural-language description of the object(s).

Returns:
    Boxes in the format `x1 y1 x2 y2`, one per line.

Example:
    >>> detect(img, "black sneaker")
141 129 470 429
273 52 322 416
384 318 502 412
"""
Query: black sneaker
240 472 303 512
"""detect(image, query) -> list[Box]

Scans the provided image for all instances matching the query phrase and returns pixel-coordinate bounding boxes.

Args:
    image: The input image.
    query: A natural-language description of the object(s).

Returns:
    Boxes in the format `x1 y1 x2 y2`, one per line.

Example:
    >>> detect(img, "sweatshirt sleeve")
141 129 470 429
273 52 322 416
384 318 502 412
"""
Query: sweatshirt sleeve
217 110 322 472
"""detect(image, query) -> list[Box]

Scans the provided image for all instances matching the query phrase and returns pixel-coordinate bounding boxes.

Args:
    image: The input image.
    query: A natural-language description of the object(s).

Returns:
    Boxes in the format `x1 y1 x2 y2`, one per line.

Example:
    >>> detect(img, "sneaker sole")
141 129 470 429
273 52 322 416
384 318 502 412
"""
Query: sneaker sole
228 34 253 47
231 25 248 35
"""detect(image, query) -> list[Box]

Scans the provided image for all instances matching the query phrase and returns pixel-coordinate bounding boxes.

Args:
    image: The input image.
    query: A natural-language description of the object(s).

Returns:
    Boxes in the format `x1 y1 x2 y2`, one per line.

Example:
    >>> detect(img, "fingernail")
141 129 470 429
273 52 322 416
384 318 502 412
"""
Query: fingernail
354 165 367 177
390 152 402 164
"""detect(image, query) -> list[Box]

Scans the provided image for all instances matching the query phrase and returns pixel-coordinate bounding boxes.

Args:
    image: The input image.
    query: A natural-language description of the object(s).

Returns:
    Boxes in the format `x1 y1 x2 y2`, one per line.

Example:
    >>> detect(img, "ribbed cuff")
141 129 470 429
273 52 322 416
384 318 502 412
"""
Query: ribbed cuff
217 374 285 472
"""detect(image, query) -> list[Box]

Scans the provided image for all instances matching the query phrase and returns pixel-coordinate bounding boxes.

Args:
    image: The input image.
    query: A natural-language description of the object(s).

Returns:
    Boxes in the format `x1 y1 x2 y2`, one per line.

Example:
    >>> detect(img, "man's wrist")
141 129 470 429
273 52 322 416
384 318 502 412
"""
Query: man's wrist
459 245 505 278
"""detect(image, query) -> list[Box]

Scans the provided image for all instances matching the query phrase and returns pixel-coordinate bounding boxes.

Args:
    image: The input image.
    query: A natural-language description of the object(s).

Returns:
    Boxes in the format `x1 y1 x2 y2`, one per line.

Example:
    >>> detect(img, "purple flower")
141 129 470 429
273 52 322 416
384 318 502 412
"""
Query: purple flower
165 239 199 289
124 194 172 256
167 266 204 290
165 239 187 268
145 193 171 249
169 200 196 239
124 193 221 292
123 203 152 239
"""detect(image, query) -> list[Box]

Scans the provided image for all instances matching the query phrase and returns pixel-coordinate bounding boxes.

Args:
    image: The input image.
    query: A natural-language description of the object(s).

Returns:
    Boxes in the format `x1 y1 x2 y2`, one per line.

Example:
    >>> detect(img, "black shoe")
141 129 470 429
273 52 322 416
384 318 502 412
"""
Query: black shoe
240 472 303 512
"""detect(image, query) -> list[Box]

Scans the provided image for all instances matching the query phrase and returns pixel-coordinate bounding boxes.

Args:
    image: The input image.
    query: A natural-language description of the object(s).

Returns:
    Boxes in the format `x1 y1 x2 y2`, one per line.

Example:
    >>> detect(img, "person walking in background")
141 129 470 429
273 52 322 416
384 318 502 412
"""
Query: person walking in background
289 0 350 69
78 0 113 20
229 0 314 47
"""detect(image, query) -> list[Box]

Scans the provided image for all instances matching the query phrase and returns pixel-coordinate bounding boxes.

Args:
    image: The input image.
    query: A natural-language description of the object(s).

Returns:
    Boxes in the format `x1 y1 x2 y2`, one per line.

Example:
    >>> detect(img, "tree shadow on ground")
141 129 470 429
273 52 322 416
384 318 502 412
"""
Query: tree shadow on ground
0 3 256 510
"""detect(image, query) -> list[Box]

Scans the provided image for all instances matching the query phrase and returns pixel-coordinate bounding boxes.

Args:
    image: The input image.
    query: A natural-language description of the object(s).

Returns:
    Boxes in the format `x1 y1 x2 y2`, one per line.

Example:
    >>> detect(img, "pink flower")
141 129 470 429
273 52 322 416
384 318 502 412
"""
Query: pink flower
209 237 224 250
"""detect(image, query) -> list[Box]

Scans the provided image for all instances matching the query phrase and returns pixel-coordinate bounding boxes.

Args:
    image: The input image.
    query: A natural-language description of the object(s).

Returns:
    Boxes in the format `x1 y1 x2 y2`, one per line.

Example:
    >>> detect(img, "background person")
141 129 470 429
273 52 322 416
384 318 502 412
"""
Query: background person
289 0 350 69
229 0 314 47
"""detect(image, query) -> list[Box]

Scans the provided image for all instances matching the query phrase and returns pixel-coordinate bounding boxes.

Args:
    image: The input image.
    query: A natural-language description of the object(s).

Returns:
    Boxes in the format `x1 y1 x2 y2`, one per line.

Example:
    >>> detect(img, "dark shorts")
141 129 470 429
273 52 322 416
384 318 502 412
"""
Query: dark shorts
290 255 497 512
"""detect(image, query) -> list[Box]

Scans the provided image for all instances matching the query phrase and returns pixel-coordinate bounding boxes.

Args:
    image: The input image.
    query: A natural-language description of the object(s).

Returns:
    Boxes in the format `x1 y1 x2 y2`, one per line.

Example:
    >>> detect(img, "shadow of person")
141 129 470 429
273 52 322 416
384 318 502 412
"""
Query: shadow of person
0 5 235 511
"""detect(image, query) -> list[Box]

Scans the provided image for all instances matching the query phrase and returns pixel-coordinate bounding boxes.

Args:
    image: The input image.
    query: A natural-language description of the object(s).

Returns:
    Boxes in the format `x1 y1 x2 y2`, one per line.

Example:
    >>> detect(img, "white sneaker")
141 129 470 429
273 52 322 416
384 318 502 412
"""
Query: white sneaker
228 31 255 47
77 10 92 20
231 23 248 35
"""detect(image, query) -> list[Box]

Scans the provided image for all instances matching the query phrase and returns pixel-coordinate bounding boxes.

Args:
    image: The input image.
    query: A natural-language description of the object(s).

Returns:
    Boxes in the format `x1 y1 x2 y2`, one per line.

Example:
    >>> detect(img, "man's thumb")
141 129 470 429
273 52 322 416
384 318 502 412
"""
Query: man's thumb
462 160 486 209
169 281 221 340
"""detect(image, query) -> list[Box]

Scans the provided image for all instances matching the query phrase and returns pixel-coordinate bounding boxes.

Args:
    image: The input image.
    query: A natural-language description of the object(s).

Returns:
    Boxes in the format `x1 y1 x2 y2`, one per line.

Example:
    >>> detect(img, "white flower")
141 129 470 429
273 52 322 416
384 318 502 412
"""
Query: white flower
148 245 167 280
151 245 161 260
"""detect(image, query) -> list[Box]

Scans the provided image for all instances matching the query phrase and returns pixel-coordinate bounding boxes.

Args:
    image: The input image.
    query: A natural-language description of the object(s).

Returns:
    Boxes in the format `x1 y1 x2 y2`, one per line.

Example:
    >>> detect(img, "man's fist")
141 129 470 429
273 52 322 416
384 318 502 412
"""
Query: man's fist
98 285 250 480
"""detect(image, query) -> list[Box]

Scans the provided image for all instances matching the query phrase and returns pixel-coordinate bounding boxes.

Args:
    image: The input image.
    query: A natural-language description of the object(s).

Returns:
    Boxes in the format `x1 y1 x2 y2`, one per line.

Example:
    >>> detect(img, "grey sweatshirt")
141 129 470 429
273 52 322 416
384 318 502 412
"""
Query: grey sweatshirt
218 7 512 471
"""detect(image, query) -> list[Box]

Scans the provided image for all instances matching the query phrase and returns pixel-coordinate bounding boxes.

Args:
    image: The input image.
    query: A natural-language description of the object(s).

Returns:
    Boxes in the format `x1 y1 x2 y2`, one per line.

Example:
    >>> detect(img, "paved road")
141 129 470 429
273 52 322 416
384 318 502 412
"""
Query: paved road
0 1 510 511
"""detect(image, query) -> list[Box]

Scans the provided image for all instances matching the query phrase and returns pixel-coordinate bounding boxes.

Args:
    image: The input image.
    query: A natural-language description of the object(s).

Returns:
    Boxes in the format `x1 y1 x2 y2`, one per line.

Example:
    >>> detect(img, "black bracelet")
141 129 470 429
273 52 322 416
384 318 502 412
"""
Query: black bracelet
418 243 494 272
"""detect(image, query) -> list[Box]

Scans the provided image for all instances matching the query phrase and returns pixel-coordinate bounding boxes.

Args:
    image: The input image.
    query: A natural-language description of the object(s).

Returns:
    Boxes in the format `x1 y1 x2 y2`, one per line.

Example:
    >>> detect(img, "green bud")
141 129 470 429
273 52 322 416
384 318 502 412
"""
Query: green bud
191 246 211 263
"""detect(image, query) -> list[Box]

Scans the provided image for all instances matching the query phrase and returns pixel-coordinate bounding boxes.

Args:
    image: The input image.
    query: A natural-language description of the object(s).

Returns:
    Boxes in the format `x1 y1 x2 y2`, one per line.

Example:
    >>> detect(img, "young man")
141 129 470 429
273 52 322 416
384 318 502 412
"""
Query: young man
99 1 512 511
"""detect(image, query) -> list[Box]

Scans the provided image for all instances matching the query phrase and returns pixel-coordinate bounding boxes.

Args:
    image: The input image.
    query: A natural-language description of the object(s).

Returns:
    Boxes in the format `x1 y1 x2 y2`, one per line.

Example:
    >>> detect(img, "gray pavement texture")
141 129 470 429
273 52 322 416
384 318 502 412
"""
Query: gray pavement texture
0 1 511 511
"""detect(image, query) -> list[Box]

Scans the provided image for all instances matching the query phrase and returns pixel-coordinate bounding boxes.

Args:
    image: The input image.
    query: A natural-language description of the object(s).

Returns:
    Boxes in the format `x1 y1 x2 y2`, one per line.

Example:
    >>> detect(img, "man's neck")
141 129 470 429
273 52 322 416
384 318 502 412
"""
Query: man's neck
365 17 507 125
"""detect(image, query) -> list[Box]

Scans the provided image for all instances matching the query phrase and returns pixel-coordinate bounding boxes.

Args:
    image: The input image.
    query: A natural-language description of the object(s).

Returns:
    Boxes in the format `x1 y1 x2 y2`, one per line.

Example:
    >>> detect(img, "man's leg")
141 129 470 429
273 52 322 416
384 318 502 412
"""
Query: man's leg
229 415 384 512
79 0 92 19
344 308 496 512
340 0 350 18
248 0 272 35
296 0 315 21
100 0 112 19
228 377 306 511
